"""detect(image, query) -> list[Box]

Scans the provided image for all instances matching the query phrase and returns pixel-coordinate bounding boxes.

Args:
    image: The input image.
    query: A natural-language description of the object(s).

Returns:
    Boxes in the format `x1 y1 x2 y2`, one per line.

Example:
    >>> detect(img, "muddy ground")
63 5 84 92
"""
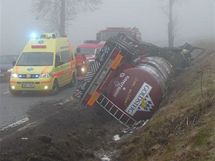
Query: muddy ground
0 99 124 161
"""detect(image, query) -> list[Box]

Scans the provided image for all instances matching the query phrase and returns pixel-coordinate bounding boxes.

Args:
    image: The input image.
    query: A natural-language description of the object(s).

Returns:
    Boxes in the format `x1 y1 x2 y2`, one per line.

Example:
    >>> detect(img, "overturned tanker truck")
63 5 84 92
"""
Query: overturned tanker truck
74 34 200 127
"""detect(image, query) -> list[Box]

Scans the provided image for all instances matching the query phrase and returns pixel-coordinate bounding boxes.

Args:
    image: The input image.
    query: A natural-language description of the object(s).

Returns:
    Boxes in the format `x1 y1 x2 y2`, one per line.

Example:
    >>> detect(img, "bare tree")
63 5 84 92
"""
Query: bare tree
160 0 177 47
34 0 102 36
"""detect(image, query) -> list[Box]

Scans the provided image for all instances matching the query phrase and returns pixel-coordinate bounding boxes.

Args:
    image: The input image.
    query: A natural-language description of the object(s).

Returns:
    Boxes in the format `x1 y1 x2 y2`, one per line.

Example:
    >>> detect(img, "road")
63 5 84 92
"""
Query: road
0 82 75 129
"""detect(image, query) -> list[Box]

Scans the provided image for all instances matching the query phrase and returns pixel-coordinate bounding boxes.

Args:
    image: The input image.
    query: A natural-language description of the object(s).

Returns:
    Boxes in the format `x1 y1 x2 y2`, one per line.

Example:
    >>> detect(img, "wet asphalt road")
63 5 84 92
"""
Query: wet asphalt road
0 82 75 129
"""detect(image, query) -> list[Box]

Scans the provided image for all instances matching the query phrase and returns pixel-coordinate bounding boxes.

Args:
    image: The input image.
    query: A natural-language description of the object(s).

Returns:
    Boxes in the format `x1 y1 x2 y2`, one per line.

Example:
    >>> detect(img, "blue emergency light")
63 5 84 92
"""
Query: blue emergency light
30 32 38 39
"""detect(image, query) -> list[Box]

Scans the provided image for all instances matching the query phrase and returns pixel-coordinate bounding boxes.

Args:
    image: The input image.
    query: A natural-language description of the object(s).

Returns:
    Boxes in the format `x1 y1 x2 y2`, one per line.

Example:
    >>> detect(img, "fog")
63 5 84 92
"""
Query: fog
0 0 214 55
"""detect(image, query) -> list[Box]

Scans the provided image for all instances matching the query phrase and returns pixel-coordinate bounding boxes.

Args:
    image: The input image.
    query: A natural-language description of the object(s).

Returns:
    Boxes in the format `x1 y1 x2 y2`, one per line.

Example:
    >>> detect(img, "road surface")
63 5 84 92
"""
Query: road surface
0 82 75 129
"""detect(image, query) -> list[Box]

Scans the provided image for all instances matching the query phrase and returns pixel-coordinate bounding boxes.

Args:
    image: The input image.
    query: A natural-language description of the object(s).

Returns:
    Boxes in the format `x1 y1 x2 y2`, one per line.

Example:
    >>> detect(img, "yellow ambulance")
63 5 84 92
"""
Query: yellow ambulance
9 33 76 95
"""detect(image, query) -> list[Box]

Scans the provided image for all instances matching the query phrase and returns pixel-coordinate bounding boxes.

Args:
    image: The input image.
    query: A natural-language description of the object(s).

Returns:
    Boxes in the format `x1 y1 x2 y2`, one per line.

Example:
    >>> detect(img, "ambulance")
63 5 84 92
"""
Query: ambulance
9 33 76 95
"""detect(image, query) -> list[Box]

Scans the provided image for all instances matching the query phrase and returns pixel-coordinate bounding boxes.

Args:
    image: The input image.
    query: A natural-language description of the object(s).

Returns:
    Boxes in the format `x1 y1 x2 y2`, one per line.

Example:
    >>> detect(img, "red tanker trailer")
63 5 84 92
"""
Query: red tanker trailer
74 34 196 127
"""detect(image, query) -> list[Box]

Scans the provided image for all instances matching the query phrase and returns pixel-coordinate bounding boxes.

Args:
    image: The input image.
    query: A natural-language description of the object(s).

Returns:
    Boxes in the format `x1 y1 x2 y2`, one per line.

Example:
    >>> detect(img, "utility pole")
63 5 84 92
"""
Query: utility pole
168 0 175 48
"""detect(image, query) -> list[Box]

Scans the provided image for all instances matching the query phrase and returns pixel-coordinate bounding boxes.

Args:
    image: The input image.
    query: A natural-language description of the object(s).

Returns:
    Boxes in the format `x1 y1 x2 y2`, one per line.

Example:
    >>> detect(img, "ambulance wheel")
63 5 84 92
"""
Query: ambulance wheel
51 79 59 95
9 89 21 96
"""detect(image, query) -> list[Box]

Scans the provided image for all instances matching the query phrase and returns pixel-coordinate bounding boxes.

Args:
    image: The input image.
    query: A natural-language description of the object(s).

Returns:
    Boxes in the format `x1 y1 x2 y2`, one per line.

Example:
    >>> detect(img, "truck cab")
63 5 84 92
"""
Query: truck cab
76 40 104 80
9 33 76 95
96 27 142 41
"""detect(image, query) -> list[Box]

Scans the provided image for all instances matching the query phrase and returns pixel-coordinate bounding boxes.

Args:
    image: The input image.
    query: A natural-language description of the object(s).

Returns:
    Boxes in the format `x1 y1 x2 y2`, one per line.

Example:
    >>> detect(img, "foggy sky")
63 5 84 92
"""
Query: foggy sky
0 0 214 54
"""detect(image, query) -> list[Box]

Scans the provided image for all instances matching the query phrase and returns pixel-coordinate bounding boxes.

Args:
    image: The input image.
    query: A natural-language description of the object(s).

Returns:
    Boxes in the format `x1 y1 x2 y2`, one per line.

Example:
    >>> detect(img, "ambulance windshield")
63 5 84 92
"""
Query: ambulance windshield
16 52 53 66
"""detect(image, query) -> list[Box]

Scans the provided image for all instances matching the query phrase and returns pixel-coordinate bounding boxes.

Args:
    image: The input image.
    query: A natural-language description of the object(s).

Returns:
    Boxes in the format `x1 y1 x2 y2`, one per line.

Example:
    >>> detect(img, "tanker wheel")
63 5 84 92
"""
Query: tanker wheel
50 79 59 95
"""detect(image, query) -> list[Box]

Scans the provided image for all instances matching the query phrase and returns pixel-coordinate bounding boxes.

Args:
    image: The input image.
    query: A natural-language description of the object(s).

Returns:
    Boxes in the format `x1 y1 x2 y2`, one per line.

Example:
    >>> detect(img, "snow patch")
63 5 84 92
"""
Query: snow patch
101 155 111 161
113 134 121 141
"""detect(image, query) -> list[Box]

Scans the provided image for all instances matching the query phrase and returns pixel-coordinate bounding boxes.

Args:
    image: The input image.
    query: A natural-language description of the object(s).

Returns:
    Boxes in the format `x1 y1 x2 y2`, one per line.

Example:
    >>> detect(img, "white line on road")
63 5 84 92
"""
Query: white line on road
0 117 29 131
3 91 10 95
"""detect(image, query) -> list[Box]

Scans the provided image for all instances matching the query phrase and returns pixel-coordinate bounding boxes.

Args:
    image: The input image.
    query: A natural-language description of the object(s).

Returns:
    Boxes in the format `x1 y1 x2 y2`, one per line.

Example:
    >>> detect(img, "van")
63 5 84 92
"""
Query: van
9 33 76 95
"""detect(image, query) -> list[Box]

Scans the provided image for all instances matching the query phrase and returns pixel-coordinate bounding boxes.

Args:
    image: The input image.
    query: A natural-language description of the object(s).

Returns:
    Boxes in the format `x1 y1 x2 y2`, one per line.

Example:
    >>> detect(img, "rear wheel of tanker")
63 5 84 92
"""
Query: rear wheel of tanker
50 79 59 95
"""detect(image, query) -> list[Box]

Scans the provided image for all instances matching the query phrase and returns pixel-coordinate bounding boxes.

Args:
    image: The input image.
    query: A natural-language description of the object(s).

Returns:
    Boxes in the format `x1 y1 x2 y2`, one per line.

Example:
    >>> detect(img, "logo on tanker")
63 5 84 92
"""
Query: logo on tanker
120 72 125 78
113 73 130 97
125 82 154 116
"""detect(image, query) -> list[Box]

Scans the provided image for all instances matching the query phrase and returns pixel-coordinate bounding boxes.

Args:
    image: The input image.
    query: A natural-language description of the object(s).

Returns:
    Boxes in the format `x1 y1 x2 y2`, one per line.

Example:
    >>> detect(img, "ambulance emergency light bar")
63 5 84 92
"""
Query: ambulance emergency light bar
30 32 56 40
30 32 38 39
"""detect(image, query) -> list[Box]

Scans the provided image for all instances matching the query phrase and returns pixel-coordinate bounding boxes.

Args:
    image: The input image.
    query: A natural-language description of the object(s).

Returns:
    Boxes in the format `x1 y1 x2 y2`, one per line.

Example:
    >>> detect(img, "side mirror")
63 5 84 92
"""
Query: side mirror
55 61 63 67
59 61 64 66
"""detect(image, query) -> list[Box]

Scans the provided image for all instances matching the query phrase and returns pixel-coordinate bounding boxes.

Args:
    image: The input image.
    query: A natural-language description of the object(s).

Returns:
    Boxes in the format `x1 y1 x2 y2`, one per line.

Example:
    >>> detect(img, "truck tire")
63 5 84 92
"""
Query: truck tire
50 79 59 95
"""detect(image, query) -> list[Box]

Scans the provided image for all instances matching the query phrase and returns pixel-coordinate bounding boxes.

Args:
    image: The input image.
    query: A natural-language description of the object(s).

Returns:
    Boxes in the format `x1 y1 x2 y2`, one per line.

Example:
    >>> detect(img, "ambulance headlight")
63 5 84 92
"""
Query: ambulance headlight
11 86 16 90
11 73 18 78
40 73 51 78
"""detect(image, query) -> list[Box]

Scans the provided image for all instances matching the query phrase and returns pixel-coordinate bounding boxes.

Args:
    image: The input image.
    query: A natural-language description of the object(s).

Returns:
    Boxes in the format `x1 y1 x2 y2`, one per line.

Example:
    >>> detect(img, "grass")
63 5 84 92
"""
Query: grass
115 51 215 161
191 128 212 147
